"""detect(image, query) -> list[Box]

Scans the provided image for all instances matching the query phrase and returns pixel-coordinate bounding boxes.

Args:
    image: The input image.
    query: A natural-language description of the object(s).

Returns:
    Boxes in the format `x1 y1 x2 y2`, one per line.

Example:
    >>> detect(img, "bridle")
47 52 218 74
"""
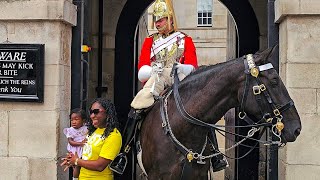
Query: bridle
158 54 296 169
238 54 294 143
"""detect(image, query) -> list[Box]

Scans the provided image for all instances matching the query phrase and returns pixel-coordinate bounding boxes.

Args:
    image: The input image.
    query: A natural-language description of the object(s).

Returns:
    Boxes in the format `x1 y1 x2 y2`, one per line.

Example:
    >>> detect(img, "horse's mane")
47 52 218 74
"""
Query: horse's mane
180 57 240 86
178 48 272 88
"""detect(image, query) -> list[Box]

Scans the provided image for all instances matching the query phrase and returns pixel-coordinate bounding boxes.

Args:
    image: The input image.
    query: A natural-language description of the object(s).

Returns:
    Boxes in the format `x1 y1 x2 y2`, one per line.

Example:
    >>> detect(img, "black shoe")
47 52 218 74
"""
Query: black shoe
109 153 128 175
211 157 228 172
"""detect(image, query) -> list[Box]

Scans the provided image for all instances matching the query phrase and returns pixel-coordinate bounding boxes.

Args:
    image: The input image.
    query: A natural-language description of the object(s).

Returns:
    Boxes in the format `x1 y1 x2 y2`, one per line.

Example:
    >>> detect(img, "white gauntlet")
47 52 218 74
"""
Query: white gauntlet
176 64 195 76
138 65 152 82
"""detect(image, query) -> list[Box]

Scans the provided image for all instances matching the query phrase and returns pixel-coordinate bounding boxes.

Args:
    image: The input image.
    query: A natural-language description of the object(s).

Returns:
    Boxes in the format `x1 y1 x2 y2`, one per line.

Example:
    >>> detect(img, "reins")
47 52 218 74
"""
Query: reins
158 55 296 175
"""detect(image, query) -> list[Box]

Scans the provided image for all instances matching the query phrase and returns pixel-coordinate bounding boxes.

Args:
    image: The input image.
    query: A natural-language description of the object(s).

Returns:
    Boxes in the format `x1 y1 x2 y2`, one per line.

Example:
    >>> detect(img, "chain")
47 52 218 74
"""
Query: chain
164 91 190 153
202 127 259 159
163 91 260 162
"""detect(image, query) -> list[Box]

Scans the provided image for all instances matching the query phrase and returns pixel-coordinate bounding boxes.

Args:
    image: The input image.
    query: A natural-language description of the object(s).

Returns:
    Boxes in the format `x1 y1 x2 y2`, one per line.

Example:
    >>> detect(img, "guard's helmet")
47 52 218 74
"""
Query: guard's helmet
153 0 172 22
152 0 178 31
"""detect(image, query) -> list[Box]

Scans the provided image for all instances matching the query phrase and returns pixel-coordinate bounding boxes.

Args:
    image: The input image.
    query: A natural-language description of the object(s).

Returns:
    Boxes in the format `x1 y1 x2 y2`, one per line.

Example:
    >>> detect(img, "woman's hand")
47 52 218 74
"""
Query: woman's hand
60 152 80 171
68 152 79 166
60 152 73 171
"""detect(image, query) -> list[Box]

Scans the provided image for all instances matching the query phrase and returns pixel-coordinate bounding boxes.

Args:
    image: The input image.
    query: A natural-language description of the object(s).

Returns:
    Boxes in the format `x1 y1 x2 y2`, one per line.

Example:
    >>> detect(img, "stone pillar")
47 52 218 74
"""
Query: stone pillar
0 0 76 179
275 0 320 179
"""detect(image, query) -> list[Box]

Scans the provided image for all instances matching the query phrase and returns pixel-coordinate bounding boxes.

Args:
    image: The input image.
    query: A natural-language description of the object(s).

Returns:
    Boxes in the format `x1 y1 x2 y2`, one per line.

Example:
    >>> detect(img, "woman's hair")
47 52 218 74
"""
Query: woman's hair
87 98 119 139
69 108 86 122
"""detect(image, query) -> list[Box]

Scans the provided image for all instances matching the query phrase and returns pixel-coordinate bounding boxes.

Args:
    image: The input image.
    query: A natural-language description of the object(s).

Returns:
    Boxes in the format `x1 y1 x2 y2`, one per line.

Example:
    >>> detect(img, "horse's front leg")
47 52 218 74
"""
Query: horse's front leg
147 162 209 180
147 163 182 180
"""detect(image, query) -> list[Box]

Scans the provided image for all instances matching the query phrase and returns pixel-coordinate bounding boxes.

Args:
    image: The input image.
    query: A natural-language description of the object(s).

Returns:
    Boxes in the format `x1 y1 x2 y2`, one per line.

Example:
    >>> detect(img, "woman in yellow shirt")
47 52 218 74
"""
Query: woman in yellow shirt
62 98 122 180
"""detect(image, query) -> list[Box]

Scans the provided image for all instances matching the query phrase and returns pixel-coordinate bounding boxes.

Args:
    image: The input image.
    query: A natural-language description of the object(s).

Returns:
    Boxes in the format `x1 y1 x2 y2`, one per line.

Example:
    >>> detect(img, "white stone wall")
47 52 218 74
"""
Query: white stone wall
275 0 320 179
0 0 76 179
175 0 228 66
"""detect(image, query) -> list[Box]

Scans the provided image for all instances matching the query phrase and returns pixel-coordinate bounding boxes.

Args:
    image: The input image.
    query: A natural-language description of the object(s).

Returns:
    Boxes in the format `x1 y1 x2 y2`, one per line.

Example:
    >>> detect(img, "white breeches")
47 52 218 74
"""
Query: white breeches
131 68 186 109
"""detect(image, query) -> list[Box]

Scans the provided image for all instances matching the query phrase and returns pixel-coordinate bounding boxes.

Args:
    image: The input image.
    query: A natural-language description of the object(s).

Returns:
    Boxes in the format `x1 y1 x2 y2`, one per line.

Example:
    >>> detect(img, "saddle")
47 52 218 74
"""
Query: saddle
128 87 172 147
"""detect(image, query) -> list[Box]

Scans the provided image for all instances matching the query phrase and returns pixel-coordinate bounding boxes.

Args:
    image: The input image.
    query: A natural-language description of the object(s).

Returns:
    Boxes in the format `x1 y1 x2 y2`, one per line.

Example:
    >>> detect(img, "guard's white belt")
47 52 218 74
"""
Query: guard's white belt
150 32 185 58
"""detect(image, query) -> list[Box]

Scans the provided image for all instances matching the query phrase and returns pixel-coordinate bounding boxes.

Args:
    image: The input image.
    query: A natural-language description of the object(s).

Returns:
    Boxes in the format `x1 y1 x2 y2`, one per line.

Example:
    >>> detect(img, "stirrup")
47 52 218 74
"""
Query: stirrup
109 153 128 175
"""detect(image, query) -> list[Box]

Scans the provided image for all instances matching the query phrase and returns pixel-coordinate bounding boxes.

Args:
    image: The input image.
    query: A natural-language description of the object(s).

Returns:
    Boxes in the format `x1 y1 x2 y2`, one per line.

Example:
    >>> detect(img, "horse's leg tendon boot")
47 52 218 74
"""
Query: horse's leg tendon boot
109 109 143 174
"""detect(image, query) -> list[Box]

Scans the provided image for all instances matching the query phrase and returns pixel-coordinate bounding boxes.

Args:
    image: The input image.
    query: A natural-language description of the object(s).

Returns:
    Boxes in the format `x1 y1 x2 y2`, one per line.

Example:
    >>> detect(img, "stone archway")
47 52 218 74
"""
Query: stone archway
114 0 153 129
114 0 153 178
114 0 262 179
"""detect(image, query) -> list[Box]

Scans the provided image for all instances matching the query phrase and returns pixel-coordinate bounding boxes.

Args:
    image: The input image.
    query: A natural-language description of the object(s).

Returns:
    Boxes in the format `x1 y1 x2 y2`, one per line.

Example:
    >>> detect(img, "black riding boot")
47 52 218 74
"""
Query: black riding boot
109 109 143 174
209 130 228 172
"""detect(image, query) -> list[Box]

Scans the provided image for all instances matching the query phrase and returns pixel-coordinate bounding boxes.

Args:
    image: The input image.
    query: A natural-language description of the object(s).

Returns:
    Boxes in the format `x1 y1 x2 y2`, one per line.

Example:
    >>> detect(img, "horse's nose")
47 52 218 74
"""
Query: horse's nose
294 128 301 137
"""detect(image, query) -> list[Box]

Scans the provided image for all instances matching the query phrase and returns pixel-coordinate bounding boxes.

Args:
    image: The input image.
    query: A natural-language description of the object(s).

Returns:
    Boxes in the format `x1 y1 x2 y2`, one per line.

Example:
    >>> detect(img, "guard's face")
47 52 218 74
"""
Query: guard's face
155 17 169 34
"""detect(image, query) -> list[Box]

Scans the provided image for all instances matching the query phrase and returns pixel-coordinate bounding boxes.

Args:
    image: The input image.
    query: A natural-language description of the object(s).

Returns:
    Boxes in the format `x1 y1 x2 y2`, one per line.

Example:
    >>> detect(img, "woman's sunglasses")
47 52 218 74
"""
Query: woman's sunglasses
89 109 104 115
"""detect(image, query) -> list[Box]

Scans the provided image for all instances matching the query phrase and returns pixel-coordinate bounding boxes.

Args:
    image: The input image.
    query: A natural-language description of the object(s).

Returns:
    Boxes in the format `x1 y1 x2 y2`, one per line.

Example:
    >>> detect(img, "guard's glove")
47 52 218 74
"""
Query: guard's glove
176 64 195 76
138 65 152 82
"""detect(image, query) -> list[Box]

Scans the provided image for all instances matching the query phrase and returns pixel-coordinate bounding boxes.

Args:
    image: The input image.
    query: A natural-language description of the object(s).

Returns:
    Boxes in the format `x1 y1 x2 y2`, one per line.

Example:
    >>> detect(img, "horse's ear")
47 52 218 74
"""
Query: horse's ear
256 44 278 64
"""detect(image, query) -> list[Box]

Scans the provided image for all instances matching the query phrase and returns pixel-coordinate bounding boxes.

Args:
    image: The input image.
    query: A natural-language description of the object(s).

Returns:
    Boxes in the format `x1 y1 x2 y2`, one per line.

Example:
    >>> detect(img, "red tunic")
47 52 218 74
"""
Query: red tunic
138 35 198 70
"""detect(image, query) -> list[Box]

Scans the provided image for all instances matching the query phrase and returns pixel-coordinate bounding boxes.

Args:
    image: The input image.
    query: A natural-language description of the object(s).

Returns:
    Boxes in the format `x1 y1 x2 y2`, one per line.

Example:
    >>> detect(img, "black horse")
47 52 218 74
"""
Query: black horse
138 47 301 179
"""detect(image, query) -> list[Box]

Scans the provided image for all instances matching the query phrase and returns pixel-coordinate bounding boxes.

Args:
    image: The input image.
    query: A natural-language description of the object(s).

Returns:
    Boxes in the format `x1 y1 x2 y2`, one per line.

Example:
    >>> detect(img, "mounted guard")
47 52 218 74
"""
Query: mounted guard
110 0 227 175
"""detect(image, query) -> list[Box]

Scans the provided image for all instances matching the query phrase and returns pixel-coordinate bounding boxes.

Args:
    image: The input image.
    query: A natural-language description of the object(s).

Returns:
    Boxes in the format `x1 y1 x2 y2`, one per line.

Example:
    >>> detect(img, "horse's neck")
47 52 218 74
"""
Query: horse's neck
179 60 242 124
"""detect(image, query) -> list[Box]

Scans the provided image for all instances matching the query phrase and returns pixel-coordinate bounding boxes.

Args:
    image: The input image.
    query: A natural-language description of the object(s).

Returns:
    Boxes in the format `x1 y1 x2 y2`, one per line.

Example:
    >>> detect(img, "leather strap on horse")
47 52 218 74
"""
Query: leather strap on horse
160 95 198 180
158 59 294 178
160 96 186 153
239 56 295 128
180 159 193 180
171 63 269 129
172 65 225 128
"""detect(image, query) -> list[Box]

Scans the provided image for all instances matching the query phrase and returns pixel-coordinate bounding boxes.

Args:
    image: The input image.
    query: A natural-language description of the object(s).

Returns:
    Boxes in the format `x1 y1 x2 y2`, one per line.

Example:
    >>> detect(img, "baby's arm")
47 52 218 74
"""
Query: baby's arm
68 138 86 147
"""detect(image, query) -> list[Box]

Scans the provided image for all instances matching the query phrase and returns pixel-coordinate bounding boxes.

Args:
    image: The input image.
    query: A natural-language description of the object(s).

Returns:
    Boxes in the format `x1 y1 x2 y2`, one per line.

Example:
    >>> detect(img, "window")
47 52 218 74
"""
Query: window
197 0 212 27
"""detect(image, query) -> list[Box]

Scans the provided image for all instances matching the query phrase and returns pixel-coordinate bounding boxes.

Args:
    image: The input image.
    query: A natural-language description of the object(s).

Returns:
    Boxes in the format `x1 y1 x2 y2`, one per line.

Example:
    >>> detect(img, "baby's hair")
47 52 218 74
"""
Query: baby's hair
87 98 119 139
69 108 86 122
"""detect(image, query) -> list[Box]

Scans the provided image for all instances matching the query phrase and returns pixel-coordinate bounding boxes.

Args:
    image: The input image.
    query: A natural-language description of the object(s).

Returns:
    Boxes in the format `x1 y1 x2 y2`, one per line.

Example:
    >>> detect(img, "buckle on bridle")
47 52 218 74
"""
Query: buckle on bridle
253 85 261 95
238 112 247 119
124 145 131 153
273 109 280 116
260 84 266 91
262 113 273 123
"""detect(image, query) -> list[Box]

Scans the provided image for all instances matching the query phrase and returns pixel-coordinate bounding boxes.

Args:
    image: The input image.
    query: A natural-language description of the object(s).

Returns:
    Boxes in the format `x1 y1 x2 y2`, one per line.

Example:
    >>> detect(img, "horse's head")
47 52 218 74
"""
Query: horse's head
238 46 301 143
